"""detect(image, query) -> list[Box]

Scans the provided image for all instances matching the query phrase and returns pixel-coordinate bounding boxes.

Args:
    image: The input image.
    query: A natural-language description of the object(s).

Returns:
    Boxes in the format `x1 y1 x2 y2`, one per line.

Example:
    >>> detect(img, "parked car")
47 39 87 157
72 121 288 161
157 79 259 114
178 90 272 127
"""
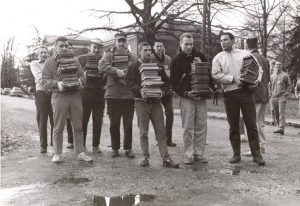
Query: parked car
2 88 11 95
10 87 24 97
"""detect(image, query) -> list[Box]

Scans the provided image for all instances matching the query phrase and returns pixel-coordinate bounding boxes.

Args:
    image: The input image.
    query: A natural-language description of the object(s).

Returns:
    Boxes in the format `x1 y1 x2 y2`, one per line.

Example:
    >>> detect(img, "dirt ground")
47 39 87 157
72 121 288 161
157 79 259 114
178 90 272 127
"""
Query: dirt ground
1 95 300 206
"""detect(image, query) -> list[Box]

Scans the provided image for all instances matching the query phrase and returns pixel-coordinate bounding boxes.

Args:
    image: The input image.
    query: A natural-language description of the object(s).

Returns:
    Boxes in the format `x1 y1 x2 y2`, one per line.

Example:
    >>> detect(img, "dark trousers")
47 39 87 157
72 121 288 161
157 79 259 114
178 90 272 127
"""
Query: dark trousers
161 94 174 143
223 89 262 158
81 88 105 147
67 118 73 143
107 98 134 150
35 90 54 148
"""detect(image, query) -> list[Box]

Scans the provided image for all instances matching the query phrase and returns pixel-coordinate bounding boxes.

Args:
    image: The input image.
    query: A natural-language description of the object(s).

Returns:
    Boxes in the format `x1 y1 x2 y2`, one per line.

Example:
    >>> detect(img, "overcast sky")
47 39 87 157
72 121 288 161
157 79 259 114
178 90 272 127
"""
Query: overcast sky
0 0 136 60
0 0 245 61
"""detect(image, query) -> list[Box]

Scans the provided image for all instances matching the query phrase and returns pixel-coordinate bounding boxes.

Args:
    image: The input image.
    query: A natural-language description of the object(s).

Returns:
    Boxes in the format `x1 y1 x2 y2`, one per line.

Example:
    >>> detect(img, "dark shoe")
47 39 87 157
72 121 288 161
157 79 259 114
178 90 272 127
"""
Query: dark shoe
66 143 74 149
273 129 284 135
111 150 119 158
193 155 208 163
167 141 177 147
125 149 135 158
140 159 149 167
93 147 102 154
40 147 47 153
229 156 241 164
253 157 265 166
163 158 179 168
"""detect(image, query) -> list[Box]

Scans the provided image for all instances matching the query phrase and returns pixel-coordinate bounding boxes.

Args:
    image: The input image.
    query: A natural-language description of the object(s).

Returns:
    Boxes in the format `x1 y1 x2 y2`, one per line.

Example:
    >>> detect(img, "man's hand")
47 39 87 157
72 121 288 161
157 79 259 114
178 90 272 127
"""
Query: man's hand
249 80 260 89
233 76 242 86
187 91 200 100
116 69 125 78
57 81 64 91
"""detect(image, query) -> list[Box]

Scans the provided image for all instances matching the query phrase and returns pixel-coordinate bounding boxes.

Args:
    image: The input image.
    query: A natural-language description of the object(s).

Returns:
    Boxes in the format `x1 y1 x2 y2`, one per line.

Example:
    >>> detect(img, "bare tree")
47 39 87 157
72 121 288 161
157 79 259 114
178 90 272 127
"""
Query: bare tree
1 38 17 88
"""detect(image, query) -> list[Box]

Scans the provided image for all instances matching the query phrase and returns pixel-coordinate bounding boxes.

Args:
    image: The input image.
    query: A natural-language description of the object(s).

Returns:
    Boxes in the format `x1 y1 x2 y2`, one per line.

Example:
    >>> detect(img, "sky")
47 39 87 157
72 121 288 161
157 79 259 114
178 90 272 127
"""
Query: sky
0 0 134 61
0 0 245 63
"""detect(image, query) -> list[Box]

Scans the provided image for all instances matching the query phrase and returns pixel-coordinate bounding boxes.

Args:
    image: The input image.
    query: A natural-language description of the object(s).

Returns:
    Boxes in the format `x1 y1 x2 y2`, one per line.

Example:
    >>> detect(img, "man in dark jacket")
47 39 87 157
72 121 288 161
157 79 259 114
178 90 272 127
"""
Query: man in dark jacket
125 42 179 168
244 37 270 155
78 38 106 153
152 41 176 147
171 33 216 164
98 33 136 158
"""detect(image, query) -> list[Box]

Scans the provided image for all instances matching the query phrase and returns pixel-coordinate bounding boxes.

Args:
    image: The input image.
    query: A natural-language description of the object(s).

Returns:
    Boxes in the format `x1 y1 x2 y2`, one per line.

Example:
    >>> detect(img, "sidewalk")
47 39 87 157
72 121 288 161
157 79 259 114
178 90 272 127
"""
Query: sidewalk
173 109 300 128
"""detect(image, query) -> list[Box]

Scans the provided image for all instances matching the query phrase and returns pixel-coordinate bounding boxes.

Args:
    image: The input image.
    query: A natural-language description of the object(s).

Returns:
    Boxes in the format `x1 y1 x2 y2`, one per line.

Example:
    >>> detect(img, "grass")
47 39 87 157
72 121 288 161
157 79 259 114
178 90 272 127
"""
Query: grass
172 94 299 119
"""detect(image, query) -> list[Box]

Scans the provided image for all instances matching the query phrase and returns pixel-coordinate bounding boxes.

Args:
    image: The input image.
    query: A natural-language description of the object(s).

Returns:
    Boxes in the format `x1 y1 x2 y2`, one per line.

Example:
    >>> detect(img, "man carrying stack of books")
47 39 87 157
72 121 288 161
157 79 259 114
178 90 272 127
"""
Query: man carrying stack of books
125 41 179 168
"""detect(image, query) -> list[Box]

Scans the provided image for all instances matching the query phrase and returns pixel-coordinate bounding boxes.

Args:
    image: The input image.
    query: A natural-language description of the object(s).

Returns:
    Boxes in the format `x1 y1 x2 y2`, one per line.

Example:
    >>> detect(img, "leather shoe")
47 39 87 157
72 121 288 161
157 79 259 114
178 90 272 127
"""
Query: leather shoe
229 156 241 164
140 159 149 167
253 157 265 166
273 129 284 135
167 141 177 147
40 147 47 153
111 150 119 158
125 149 135 158
163 158 179 168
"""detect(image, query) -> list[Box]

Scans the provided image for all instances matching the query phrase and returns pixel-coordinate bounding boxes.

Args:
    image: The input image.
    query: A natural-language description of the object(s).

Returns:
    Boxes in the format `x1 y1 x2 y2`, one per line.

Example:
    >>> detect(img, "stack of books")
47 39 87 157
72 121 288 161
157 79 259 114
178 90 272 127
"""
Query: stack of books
190 62 211 95
139 63 163 99
85 55 102 78
240 55 259 85
57 52 80 90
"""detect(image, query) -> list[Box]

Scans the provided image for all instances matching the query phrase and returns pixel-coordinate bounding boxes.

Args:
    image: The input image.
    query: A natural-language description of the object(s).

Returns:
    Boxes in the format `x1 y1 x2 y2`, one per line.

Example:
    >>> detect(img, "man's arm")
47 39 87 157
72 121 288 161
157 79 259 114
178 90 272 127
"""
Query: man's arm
98 50 123 77
124 61 141 97
211 56 234 84
42 59 59 90
285 74 293 95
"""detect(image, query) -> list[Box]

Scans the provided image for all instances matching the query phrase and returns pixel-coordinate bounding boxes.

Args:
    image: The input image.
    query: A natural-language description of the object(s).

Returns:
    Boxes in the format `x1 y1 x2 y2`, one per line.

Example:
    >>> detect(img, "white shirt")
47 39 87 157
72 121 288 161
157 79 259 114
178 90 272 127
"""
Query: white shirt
30 60 45 91
212 48 262 92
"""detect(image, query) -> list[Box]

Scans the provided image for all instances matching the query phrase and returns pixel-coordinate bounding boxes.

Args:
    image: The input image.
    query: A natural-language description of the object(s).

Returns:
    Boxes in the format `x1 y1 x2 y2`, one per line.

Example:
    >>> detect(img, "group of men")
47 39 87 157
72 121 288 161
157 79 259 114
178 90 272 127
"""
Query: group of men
31 30 294 167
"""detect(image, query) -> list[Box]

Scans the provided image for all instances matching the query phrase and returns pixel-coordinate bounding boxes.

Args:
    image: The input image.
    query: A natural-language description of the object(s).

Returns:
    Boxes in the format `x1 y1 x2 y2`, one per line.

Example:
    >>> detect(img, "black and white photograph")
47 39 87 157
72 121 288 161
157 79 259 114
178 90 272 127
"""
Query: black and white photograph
1 0 300 205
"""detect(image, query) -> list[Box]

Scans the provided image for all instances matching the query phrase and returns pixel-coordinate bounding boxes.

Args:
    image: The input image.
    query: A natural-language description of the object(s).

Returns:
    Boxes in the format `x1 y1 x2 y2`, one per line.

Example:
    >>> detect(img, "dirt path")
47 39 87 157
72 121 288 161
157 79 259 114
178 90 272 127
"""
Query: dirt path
1 95 300 206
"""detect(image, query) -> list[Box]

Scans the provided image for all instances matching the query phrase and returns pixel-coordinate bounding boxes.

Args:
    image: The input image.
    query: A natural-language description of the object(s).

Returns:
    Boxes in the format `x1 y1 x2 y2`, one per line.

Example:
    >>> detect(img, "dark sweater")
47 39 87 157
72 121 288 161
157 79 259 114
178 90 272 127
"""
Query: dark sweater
125 58 170 99
77 53 106 89
171 49 215 97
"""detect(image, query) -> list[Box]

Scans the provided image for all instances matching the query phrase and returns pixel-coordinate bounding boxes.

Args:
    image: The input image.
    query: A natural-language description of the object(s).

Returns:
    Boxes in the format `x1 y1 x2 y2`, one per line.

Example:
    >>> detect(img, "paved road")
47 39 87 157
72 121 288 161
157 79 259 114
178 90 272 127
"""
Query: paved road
1 95 300 206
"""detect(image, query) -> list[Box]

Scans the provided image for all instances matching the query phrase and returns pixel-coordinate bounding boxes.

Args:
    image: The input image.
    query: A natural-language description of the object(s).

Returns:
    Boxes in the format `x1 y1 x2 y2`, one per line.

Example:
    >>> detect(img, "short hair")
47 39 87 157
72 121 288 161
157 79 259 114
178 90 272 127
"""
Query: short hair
221 32 235 40
246 38 258 49
55 36 68 45
138 42 151 52
37 45 48 52
180 33 193 42
154 40 163 45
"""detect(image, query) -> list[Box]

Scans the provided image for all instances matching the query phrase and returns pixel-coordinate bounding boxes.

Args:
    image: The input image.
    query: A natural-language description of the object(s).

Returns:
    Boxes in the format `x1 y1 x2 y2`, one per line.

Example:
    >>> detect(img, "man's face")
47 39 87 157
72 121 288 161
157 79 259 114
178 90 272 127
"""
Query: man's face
55 41 69 54
220 35 234 51
115 38 126 49
180 37 193 54
91 43 102 55
275 62 282 73
140 45 152 61
38 48 48 62
154 42 164 55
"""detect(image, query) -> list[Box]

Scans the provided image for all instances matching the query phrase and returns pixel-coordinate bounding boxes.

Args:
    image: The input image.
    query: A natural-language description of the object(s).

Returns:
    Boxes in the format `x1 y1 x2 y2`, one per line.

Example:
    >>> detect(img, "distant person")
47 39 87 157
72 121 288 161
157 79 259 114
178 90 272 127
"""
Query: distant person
78 39 106 153
42 36 92 163
171 33 217 164
30 46 54 153
125 42 179 168
152 41 176 147
270 61 292 135
244 37 270 155
98 33 136 158
212 32 265 166
269 64 276 125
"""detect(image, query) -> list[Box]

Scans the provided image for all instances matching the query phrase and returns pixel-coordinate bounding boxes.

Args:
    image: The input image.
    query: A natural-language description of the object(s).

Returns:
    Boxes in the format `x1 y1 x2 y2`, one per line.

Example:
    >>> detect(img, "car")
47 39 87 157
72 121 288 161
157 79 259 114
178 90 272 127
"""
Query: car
10 87 24 97
2 88 11 95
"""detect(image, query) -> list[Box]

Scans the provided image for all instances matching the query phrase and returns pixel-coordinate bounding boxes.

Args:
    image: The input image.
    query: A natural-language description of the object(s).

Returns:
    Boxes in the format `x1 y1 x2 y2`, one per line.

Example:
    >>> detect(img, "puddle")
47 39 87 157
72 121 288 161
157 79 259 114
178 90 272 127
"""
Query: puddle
93 194 155 206
0 183 45 204
54 175 90 185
